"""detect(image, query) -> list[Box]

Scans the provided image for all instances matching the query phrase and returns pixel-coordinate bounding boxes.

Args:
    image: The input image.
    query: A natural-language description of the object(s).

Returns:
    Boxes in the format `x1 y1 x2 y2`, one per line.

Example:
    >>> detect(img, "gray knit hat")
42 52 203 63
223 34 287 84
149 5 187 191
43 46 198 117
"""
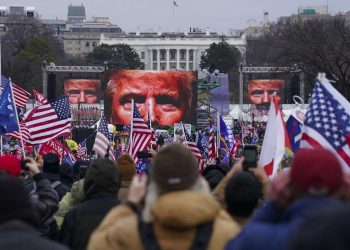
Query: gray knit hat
151 143 199 192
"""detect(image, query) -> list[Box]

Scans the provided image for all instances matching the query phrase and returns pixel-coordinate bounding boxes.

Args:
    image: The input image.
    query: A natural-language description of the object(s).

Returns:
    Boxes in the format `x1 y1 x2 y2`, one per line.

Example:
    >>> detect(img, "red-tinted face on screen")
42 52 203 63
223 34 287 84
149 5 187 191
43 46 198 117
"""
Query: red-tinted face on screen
248 79 284 105
64 79 100 104
105 70 195 126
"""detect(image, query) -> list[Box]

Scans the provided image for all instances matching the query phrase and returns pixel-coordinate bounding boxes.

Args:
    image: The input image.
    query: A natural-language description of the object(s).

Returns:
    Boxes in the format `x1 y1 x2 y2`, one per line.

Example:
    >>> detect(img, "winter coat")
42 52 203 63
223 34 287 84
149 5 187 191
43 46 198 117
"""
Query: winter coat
88 191 241 250
0 223 68 250
28 173 59 239
59 158 121 250
59 192 120 250
225 197 343 250
43 173 70 201
56 179 128 227
55 178 85 227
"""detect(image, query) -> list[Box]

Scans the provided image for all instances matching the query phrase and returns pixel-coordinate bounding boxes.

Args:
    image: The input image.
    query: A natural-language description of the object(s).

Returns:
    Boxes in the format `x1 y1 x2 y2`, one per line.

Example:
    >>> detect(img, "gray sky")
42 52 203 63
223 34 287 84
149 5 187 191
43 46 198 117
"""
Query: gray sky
2 0 349 34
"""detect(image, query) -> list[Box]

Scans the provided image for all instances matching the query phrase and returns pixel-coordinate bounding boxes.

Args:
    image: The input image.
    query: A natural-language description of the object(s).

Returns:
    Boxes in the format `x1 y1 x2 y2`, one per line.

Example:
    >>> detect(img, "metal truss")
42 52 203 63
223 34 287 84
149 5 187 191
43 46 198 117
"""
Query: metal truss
241 66 303 73
45 65 105 73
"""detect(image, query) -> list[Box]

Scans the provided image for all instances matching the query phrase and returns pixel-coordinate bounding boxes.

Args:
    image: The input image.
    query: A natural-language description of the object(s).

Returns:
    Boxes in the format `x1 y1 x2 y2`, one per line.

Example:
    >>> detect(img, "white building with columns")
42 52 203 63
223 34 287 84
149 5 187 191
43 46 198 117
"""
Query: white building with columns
99 28 246 71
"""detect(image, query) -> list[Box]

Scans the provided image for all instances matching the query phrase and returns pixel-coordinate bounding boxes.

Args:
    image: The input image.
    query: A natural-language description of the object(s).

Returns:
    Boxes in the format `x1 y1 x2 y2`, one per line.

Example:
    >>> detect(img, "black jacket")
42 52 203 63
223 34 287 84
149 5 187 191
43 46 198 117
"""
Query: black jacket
0 223 68 250
28 173 59 239
59 158 121 250
43 173 70 201
59 193 120 250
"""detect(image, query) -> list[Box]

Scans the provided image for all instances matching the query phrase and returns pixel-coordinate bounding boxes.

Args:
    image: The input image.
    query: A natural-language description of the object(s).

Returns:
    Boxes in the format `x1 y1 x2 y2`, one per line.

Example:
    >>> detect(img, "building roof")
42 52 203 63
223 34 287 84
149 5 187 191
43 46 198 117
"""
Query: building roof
68 4 85 17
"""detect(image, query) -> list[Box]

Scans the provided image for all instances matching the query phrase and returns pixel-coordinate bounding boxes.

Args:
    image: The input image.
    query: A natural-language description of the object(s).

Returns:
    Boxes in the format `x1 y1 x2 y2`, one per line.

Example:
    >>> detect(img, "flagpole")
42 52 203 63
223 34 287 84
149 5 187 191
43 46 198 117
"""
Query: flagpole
148 101 152 129
9 80 25 158
129 99 134 156
216 112 220 157
181 122 188 148
0 136 2 155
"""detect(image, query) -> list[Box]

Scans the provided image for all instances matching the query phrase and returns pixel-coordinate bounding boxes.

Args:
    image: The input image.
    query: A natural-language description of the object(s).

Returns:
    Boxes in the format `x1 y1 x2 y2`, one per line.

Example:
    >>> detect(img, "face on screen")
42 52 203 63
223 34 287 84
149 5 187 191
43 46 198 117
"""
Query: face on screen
106 70 195 126
64 79 100 104
248 80 283 105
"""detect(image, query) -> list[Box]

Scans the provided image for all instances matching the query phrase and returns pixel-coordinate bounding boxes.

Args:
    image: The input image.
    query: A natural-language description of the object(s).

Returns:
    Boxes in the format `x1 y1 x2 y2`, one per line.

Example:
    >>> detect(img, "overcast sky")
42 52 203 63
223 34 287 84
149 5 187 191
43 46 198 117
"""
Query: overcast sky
2 0 349 34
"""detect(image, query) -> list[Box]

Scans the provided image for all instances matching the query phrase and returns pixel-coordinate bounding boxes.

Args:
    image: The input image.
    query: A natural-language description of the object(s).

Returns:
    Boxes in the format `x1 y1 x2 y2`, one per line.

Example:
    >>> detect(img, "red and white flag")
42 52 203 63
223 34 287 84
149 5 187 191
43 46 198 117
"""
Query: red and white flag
33 89 48 105
12 83 31 108
259 97 291 177
129 101 152 163
25 96 71 144
5 123 30 142
207 120 217 165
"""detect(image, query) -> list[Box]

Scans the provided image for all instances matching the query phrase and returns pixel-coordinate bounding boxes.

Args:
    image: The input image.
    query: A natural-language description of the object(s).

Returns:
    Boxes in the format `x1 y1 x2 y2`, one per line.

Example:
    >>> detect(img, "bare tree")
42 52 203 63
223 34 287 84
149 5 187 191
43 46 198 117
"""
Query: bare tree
247 16 350 98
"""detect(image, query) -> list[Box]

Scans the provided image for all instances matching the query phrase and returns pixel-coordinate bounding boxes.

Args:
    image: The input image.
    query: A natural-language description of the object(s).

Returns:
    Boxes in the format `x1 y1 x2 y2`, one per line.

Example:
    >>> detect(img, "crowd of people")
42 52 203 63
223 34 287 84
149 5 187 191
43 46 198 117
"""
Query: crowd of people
0 142 350 250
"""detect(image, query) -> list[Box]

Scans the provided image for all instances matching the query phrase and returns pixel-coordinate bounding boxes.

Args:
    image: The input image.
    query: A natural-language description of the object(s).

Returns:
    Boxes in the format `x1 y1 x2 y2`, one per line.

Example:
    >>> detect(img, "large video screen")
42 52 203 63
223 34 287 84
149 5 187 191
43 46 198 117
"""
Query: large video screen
104 70 197 126
247 79 284 105
64 79 101 104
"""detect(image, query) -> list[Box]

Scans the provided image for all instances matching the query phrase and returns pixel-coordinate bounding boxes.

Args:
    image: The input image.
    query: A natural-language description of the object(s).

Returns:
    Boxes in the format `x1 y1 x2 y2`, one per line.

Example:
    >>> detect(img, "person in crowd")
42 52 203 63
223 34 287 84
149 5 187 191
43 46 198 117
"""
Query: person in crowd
0 155 59 239
55 160 90 227
88 143 240 250
212 157 267 227
289 205 350 250
55 155 134 227
117 154 136 200
224 172 263 226
0 175 68 250
105 70 196 126
225 148 347 250
59 163 74 188
64 79 101 104
247 79 283 105
157 132 165 149
59 158 121 250
42 153 70 201
203 158 228 190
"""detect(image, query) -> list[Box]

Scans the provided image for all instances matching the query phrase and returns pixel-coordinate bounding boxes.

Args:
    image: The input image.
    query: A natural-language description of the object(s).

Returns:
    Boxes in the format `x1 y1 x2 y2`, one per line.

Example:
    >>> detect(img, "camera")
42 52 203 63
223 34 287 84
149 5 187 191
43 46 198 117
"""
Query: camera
242 145 258 171
137 150 152 159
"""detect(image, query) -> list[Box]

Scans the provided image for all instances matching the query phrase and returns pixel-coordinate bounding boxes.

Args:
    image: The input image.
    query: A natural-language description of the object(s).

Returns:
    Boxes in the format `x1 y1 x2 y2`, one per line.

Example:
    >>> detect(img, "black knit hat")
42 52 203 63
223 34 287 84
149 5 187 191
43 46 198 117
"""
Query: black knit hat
0 175 38 226
151 143 199 192
43 153 60 174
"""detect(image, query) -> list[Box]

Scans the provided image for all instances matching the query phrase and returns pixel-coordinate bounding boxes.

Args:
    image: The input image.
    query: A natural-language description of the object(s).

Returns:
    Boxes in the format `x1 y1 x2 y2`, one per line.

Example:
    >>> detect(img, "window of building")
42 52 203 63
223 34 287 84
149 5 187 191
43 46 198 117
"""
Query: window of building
181 50 186 60
141 51 145 59
86 42 90 47
92 42 97 47
170 50 176 60
161 50 165 60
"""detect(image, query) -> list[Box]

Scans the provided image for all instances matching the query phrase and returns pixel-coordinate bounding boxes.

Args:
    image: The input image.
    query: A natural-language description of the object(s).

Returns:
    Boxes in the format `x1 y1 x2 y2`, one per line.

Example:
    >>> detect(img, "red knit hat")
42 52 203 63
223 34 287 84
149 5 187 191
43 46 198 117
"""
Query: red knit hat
291 148 343 195
0 155 22 177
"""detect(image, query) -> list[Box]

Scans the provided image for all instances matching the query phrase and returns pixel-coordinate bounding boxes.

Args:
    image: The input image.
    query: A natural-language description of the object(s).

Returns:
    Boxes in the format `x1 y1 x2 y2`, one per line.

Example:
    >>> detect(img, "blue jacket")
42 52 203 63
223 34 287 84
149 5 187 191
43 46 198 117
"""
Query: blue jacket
225 197 343 250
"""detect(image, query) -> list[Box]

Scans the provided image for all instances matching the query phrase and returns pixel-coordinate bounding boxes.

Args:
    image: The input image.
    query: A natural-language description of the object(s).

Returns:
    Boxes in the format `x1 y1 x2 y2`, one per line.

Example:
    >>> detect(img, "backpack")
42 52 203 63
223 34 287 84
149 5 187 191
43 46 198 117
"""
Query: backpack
137 212 213 250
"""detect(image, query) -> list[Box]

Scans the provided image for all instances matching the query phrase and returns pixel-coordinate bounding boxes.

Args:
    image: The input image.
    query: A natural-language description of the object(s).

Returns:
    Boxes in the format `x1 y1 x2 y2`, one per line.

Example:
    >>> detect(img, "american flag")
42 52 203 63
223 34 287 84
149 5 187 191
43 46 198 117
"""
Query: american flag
12 83 31 108
301 76 350 169
92 114 115 160
182 124 204 171
129 102 152 163
25 96 71 144
5 123 30 142
1 76 32 108
77 140 87 159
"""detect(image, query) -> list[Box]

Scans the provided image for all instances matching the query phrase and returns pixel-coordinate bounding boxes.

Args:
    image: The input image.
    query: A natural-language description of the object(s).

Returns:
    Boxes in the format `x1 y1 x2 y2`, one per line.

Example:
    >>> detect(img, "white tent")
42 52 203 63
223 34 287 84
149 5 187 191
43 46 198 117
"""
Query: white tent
229 105 242 119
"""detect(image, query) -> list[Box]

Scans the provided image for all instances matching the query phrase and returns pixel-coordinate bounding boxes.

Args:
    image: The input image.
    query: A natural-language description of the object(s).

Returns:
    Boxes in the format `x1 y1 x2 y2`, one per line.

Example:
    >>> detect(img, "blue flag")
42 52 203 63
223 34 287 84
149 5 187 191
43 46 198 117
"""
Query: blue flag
286 114 302 153
0 83 19 135
219 116 230 149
